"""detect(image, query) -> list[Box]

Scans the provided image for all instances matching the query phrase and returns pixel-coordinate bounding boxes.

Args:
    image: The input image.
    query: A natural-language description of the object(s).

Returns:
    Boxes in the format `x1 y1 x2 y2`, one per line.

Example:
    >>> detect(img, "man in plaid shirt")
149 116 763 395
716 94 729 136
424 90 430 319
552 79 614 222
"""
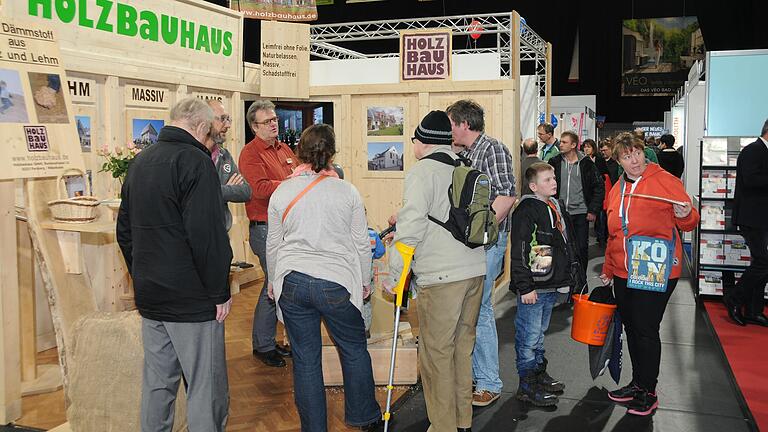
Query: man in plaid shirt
447 99 517 407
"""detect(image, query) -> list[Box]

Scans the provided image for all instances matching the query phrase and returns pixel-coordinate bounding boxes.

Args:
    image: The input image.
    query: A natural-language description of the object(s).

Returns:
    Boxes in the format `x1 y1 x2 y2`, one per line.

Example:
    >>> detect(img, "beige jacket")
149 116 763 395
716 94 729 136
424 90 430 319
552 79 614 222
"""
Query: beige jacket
388 147 486 288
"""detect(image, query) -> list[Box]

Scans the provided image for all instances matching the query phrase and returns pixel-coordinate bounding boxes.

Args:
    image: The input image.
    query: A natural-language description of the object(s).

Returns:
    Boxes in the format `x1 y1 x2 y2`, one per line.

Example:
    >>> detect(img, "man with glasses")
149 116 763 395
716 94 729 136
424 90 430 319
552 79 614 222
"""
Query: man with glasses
206 99 251 232
537 123 560 162
239 99 297 367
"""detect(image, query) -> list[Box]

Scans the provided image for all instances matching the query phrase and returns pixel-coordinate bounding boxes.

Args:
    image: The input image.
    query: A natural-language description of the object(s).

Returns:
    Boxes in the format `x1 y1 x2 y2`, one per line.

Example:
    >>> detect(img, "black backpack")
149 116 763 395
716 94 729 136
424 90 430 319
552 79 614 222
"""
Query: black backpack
422 152 499 249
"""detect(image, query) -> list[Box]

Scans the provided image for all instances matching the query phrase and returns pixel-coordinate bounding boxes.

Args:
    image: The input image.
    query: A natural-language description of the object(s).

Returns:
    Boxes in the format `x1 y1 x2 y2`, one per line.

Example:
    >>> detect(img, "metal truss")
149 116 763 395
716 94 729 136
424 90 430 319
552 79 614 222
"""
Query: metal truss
310 13 549 112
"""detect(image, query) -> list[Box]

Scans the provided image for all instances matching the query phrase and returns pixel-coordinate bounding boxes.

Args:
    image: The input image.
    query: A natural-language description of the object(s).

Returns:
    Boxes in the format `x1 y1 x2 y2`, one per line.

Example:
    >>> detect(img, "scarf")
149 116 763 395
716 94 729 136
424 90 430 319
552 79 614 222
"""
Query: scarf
288 163 339 179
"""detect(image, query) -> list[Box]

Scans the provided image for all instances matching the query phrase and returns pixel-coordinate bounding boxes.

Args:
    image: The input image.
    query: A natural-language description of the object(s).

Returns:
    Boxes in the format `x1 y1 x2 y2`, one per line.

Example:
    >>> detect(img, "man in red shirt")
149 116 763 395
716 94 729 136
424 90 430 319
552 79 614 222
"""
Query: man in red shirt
239 100 297 367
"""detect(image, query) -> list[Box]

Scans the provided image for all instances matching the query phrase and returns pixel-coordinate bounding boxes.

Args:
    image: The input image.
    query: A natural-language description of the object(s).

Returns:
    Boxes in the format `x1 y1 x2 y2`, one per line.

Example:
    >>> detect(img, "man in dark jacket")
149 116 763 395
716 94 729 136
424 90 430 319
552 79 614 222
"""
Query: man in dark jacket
206 99 251 231
657 134 685 178
117 97 233 431
725 119 768 327
548 131 605 273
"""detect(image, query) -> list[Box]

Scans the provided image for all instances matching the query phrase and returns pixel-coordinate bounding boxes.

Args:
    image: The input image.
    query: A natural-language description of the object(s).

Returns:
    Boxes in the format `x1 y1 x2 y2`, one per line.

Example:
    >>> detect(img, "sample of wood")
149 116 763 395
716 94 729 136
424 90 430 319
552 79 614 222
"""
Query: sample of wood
20 364 62 397
321 341 418 386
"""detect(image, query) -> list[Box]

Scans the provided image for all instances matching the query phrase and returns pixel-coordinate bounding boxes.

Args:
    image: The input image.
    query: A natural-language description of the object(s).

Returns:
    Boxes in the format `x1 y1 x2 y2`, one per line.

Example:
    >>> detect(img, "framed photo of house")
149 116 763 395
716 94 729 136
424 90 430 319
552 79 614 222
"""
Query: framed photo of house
367 106 404 136
125 109 168 150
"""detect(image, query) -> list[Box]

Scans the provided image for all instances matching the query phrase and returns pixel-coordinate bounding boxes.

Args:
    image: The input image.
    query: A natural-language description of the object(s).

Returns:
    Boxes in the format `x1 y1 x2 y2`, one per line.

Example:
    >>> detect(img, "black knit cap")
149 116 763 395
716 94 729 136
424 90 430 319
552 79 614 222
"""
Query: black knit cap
413 110 453 145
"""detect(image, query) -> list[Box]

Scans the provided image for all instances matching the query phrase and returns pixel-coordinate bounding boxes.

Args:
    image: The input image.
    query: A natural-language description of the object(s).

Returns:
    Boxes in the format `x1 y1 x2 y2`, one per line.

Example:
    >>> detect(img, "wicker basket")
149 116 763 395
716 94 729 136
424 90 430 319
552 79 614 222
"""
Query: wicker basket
47 168 100 223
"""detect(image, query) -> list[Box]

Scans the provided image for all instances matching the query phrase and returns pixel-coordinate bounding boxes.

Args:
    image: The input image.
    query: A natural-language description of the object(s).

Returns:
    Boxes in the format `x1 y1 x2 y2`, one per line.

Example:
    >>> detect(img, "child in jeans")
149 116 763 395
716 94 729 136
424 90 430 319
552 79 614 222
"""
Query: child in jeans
510 162 576 406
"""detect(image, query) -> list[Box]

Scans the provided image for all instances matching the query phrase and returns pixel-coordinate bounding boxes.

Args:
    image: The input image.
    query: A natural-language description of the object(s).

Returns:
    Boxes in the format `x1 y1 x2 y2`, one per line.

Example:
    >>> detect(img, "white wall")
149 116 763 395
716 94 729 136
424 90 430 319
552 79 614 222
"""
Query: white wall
310 53 501 86
551 95 597 141
684 82 706 198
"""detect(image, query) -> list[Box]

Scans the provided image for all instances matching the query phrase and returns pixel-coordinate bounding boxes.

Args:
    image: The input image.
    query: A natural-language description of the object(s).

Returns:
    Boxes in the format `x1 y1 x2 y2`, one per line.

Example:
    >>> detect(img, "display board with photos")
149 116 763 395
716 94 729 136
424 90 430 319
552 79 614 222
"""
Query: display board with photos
695 136 768 299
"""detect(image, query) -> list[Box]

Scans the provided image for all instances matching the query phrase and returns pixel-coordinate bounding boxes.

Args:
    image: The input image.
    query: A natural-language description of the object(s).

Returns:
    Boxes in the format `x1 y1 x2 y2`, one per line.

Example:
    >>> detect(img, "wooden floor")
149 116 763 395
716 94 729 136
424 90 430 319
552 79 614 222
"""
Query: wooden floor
16 281 410 431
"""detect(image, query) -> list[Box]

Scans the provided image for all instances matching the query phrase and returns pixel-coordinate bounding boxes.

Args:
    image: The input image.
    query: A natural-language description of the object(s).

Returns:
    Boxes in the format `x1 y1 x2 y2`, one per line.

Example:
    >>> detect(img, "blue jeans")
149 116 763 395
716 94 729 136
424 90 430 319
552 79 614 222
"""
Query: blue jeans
472 231 508 393
278 271 380 432
514 291 559 375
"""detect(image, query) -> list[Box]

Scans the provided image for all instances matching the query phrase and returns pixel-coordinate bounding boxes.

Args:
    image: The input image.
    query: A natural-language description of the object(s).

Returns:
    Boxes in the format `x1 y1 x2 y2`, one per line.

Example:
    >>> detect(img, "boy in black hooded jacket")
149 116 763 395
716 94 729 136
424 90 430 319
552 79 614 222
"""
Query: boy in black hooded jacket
510 162 577 407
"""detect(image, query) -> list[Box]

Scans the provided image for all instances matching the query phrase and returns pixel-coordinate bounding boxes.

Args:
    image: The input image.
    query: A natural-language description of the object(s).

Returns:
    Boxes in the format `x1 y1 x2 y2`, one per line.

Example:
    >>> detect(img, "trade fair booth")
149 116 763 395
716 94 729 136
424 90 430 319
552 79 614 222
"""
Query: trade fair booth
0 1 552 430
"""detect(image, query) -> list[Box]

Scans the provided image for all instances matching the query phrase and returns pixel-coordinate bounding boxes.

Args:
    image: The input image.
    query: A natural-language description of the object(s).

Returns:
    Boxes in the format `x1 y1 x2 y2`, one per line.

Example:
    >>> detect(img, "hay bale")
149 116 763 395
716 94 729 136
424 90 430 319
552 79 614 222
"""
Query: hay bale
66 311 188 431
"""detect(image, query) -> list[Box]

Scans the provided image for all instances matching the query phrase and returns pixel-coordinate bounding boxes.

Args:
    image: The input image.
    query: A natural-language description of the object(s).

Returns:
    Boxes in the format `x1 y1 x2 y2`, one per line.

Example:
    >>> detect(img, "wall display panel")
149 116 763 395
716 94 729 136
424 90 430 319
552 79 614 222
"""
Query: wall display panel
358 98 411 180
5 0 244 82
0 16 85 180
706 50 768 137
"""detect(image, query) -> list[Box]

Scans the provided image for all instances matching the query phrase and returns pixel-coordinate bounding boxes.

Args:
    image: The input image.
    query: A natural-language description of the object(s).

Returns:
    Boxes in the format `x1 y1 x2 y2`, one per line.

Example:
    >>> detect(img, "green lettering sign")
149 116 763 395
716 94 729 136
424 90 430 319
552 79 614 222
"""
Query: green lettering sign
139 10 158 41
116 3 137 36
25 0 236 58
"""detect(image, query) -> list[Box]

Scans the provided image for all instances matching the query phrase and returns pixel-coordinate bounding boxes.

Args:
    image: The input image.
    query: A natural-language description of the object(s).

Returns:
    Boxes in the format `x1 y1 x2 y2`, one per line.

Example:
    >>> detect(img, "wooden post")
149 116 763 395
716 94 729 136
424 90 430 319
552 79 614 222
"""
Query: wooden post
0 180 22 423
546 42 553 122
18 219 37 382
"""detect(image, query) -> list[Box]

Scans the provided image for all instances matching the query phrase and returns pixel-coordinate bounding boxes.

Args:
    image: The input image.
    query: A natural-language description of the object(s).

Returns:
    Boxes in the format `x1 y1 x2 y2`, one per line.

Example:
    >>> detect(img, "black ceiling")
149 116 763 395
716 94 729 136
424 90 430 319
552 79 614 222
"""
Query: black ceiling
207 0 768 122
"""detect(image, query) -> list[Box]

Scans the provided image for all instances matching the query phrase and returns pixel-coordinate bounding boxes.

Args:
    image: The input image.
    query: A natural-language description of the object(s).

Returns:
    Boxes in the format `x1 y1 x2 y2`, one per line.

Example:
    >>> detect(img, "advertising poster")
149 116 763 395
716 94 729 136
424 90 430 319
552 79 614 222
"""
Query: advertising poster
621 17 704 96
0 16 84 179
232 0 318 22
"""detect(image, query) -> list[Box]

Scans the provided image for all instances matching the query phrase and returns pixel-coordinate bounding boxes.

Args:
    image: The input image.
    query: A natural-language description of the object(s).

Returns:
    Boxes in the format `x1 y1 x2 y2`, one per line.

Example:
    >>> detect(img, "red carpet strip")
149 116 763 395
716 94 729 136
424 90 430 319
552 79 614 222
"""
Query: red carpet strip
703 301 768 431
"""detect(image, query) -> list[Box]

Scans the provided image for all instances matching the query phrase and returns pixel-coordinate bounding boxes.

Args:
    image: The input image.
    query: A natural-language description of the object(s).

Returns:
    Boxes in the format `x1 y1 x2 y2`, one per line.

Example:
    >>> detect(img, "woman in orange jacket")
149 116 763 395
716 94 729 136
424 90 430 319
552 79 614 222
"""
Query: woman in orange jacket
599 132 699 416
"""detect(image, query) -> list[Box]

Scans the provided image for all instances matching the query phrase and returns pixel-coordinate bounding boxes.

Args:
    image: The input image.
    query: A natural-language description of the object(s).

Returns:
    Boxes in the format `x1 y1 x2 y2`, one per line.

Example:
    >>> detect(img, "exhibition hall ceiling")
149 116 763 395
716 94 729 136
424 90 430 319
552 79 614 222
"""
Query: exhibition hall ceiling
204 0 767 122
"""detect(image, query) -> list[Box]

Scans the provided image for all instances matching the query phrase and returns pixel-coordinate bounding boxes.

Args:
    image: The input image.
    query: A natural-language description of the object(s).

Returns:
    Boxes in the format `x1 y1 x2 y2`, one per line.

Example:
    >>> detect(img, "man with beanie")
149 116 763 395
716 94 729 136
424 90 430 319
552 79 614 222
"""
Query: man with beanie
386 111 486 432
447 99 516 407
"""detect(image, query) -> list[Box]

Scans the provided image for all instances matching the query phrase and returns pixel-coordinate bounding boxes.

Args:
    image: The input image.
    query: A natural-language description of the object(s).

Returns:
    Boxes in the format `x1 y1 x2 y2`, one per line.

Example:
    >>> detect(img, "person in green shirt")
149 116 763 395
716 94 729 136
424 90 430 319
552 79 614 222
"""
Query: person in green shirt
537 123 560 161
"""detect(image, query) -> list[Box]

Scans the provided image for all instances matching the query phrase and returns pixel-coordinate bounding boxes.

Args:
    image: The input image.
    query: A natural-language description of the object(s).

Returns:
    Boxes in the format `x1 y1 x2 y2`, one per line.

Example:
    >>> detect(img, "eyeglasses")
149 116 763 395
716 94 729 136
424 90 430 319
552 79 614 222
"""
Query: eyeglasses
254 117 278 126
619 149 645 162
218 115 232 124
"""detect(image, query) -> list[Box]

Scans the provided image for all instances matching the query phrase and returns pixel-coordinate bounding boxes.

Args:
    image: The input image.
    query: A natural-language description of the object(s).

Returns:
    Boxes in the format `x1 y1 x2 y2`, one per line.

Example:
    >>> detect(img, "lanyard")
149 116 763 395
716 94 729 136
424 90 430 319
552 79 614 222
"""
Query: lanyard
619 175 642 237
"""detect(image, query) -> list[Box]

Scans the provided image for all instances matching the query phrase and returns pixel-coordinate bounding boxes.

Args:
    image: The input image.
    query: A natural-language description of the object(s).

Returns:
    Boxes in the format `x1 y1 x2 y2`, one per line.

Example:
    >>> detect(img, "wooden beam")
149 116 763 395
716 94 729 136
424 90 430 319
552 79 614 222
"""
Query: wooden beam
546 42 553 121
310 79 516 97
0 180 21 423
17 219 37 382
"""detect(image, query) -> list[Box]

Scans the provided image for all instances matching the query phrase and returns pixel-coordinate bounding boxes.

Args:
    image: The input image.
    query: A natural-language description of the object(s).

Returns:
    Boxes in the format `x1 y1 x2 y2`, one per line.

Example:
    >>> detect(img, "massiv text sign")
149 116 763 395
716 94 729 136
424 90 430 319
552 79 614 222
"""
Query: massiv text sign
3 0 243 81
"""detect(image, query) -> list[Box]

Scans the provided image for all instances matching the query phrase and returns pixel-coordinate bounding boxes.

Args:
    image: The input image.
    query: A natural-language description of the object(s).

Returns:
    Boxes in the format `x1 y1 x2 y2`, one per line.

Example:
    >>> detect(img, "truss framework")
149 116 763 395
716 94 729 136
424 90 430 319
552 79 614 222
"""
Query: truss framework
310 13 549 115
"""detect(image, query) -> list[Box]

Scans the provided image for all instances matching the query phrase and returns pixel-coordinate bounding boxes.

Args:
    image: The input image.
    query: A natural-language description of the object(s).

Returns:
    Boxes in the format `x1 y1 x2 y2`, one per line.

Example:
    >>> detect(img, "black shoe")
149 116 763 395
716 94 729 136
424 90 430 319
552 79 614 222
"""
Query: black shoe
515 374 558 407
626 390 658 416
361 418 383 431
274 344 292 357
254 349 286 367
535 361 565 393
608 382 642 403
457 428 472 432
744 313 768 327
723 297 746 326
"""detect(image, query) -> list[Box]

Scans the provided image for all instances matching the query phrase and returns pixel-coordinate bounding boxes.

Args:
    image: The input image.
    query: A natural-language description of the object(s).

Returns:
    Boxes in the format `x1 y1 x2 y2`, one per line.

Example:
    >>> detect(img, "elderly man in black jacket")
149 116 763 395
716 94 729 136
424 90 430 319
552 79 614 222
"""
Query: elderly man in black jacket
548 131 605 273
117 97 233 432
725 119 768 327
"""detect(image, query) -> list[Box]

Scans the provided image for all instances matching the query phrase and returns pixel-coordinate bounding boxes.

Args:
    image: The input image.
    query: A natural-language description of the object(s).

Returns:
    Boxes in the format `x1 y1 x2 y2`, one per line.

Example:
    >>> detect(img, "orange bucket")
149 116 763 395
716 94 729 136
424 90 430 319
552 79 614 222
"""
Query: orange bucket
571 294 617 346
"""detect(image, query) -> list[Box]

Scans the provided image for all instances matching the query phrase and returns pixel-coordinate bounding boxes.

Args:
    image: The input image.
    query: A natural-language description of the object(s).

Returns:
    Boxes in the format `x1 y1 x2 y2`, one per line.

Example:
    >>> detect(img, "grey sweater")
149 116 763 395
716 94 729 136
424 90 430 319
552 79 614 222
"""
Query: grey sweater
266 173 371 321
215 146 251 231
387 147 486 288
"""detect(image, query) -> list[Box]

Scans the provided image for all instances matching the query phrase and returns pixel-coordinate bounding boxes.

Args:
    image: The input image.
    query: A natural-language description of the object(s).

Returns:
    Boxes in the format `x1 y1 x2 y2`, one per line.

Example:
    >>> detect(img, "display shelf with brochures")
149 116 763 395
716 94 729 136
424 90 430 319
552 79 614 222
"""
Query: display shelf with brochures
695 137 768 299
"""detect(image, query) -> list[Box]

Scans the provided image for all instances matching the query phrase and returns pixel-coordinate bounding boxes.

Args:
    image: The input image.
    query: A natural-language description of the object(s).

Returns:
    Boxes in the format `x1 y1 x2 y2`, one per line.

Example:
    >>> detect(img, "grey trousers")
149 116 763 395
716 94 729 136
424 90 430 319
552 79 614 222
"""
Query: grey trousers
250 223 278 352
141 318 229 432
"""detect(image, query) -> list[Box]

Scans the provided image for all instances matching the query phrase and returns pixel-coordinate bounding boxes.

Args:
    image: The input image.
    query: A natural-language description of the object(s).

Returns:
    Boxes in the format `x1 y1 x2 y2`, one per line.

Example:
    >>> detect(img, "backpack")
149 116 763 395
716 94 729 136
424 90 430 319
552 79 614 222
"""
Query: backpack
422 152 499 249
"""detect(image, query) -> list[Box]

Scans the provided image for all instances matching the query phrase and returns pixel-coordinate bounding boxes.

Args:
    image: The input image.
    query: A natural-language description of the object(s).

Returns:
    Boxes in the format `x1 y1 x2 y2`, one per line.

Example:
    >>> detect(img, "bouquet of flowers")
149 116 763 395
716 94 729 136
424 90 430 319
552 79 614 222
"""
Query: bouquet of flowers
98 142 141 184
